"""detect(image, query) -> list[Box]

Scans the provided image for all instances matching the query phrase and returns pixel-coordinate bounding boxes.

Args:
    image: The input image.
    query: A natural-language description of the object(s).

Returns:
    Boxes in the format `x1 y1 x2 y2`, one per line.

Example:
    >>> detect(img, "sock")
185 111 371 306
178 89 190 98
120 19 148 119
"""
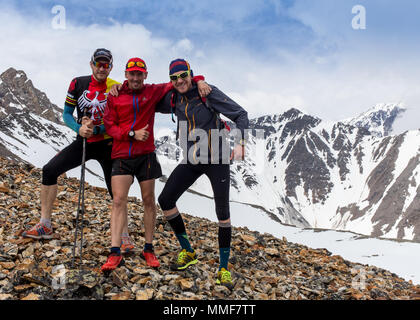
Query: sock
121 232 129 238
121 233 131 244
219 248 231 271
144 243 154 252
176 233 194 253
40 218 51 229
166 212 194 253
110 247 121 255
218 223 232 270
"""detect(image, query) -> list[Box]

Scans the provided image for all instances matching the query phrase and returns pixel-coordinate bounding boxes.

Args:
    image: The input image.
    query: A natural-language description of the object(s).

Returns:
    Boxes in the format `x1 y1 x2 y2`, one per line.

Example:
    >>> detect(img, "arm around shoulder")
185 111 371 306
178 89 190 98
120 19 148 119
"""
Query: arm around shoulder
155 91 173 114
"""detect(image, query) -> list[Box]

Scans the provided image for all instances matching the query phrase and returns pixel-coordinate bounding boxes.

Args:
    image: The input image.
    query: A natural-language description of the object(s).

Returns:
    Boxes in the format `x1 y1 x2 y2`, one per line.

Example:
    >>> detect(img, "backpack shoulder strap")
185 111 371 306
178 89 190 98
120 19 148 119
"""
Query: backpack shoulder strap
170 90 177 123
199 96 231 132
169 90 181 140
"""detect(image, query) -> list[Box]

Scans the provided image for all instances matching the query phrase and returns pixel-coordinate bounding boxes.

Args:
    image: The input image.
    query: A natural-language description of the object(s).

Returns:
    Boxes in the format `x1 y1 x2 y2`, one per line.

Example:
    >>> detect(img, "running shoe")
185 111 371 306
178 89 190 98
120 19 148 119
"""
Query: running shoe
170 249 198 271
141 250 161 268
22 223 53 240
121 237 135 253
216 268 234 290
101 253 124 272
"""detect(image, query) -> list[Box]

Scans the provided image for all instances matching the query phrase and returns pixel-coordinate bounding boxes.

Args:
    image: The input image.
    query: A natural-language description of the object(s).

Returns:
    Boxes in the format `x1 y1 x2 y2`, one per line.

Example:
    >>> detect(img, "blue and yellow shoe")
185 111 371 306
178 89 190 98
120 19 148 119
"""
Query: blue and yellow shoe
216 268 234 290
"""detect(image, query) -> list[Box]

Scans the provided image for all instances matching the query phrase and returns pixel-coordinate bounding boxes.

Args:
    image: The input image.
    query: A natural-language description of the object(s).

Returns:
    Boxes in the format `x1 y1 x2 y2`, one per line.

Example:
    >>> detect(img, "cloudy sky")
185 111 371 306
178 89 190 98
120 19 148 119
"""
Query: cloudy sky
1 0 419 133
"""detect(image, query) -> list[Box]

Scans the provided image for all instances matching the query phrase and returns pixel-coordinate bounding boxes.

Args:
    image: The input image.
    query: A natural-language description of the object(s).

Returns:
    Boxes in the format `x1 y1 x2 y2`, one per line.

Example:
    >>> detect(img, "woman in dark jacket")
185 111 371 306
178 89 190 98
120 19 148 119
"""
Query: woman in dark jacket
157 59 249 289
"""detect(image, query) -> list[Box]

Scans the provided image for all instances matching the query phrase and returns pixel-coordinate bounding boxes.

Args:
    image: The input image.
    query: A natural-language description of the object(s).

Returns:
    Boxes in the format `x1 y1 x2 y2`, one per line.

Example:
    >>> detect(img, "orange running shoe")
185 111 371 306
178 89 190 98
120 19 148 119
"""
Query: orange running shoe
121 237 135 253
22 223 53 240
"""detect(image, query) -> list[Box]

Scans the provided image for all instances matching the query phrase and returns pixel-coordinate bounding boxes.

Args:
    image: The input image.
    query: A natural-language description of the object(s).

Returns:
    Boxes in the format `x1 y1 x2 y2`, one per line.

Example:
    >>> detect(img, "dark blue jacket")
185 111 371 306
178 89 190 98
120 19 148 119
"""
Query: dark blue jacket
156 83 249 164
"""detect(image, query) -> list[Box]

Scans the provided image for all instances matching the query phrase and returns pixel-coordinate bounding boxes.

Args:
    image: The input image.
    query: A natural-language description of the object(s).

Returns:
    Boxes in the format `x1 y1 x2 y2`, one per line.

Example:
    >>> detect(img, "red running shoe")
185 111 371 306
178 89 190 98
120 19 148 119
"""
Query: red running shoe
22 223 53 240
101 253 124 272
141 250 160 268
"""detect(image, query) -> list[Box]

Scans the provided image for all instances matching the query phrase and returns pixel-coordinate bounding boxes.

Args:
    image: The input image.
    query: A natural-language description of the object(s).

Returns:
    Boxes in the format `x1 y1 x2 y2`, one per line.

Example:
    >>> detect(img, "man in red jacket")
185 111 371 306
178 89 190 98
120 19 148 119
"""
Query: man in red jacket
101 57 210 270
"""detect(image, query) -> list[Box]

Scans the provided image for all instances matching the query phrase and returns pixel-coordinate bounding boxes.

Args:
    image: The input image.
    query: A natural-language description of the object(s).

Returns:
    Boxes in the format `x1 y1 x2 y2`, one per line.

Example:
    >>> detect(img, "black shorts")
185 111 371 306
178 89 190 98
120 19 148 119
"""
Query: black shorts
111 152 162 182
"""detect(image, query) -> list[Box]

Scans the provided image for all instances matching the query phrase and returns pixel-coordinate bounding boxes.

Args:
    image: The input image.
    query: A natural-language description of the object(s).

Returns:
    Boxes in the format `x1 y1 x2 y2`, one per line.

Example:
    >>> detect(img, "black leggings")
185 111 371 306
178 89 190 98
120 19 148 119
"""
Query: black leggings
158 163 230 221
42 137 113 197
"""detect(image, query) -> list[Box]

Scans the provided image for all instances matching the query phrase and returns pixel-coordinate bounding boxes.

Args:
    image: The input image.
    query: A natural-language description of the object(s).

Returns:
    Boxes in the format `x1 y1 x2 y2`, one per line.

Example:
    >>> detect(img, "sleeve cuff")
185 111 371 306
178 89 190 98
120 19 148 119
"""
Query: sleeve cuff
192 75 205 82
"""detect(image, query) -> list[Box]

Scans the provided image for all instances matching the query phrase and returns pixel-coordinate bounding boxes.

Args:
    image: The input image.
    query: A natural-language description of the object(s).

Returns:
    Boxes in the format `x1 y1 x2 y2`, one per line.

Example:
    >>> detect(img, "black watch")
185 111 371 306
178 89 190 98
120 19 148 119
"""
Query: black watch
128 130 135 139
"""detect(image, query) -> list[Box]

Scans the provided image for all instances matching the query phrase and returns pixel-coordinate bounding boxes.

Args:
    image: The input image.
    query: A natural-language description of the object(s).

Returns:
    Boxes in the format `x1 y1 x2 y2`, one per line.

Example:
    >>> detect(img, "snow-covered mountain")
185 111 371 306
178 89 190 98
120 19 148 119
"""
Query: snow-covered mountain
342 103 406 137
0 67 74 166
155 106 419 241
1 67 419 243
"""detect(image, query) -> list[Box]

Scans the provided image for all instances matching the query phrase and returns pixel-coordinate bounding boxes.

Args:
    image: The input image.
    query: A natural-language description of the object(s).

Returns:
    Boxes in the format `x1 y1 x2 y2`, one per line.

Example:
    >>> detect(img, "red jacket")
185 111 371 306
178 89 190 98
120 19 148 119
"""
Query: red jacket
104 77 203 159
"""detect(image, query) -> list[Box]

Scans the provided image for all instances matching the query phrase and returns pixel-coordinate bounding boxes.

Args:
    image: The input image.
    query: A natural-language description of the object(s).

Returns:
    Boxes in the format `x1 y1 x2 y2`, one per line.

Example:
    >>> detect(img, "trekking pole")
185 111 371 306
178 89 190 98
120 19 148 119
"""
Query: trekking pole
72 109 89 268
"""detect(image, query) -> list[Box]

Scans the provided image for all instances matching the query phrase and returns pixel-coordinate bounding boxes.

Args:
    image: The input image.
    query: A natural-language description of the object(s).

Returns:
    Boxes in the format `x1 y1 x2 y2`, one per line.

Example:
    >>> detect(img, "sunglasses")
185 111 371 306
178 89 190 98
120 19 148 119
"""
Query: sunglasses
126 61 146 69
92 61 111 69
169 71 190 81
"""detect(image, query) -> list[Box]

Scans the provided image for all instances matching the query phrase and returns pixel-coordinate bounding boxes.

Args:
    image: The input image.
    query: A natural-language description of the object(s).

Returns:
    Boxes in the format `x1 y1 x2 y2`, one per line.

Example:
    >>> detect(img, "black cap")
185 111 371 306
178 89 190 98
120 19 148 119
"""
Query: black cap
91 48 113 64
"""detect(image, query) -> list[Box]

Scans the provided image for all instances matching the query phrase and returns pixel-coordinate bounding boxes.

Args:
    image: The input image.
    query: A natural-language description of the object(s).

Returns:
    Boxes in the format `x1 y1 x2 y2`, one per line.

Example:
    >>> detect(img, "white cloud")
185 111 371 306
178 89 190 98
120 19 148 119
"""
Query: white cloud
0 9 189 107
170 39 194 58
392 107 420 135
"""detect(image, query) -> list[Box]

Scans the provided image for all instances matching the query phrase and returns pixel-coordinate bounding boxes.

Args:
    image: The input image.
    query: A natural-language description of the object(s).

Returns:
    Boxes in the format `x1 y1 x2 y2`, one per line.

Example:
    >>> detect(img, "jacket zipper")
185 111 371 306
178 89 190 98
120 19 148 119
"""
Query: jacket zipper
208 129 213 163
192 113 198 163
184 96 199 163
184 96 191 135
129 94 138 157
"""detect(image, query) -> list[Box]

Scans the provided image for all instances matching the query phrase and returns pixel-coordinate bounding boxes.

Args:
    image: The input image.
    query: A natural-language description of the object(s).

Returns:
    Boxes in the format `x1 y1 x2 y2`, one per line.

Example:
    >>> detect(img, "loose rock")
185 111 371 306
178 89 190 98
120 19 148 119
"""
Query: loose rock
0 156 418 300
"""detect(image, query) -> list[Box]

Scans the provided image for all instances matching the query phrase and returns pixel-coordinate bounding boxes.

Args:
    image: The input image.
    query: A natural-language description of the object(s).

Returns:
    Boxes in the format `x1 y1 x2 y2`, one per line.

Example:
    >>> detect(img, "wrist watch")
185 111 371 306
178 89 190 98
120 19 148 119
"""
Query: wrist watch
93 126 100 135
128 130 135 139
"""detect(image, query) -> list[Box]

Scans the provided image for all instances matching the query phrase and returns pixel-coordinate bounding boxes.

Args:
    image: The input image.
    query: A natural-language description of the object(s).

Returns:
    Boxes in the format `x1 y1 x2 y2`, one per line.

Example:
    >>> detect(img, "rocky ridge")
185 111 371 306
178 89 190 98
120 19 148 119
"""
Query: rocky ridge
0 68 73 165
0 157 419 300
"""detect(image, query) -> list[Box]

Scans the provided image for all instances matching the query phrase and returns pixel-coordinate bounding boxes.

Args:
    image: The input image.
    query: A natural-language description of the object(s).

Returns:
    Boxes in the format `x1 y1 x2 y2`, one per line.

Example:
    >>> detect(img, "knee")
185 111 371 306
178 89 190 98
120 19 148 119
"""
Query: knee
42 163 51 175
157 193 165 208
42 163 57 185
112 194 127 208
158 192 174 211
142 194 156 209
216 206 230 222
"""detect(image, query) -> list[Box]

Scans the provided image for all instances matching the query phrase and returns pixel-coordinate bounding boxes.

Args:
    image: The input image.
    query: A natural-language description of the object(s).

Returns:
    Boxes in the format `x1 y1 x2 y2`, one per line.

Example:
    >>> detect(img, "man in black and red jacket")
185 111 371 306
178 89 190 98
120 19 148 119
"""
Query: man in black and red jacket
102 57 210 271
21 49 133 244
